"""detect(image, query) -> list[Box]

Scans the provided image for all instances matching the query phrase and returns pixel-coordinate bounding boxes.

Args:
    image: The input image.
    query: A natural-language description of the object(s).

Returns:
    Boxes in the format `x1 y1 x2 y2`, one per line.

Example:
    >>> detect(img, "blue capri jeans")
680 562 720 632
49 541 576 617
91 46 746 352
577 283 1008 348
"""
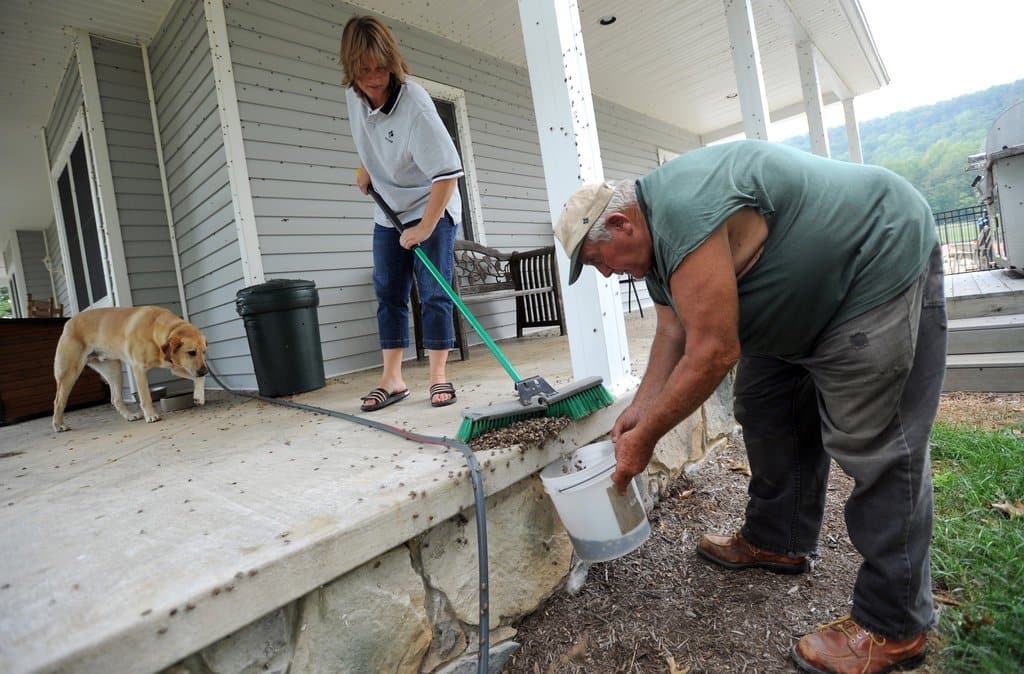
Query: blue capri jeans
372 214 456 351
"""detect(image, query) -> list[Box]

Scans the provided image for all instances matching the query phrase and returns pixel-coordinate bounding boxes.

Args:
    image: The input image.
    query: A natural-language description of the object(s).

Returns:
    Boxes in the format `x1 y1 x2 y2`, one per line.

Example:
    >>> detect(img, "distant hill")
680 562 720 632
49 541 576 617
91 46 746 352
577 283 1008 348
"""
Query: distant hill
781 79 1024 211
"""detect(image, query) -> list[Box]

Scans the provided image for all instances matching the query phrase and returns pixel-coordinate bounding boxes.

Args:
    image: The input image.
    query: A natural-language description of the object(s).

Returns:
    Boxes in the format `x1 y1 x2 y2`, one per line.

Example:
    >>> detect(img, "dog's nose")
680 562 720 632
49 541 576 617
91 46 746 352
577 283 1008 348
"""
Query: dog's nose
197 366 208 377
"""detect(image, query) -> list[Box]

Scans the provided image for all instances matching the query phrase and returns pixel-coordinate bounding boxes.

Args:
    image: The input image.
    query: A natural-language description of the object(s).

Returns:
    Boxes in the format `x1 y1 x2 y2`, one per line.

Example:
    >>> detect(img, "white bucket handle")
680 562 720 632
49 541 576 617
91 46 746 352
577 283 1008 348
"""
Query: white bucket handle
557 463 615 493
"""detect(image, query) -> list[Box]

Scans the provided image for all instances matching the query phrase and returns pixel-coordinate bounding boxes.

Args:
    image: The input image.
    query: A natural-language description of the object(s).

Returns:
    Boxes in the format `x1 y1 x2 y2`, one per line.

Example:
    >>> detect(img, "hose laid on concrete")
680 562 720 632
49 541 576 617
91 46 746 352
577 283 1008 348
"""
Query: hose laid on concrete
204 366 490 674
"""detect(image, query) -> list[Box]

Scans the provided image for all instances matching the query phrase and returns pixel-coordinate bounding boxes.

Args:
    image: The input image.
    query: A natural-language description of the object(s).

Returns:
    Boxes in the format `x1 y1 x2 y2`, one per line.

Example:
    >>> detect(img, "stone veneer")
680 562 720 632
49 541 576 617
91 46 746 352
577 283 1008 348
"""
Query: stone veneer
158 378 735 674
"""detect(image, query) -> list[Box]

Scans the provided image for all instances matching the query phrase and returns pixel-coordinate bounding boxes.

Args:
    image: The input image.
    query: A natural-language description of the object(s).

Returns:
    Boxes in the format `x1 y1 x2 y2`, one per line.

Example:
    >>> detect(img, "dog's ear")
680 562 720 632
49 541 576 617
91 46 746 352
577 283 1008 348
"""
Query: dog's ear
162 336 182 361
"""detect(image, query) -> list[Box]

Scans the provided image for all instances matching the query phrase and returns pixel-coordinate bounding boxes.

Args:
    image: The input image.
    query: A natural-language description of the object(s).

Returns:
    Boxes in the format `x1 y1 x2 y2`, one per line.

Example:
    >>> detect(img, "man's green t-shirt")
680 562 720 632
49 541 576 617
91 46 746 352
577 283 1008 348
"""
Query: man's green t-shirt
636 140 937 357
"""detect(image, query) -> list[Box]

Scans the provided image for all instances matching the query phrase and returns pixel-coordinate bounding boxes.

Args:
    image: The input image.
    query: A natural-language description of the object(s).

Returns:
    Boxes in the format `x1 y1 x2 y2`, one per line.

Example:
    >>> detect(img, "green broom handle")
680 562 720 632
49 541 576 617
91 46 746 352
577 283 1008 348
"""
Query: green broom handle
367 186 523 383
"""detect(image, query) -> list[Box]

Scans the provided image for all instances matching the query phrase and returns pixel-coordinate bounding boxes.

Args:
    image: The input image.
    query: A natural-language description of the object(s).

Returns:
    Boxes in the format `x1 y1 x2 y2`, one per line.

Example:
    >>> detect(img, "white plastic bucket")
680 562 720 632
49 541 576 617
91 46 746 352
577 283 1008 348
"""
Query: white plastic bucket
540 440 651 562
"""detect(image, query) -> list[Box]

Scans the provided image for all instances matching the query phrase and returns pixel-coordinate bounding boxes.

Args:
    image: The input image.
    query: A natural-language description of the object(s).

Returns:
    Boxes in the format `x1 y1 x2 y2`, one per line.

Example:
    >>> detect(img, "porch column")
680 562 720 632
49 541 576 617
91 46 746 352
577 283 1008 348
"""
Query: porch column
204 0 264 287
796 40 830 157
76 31 133 306
723 0 770 140
517 0 635 396
843 98 864 164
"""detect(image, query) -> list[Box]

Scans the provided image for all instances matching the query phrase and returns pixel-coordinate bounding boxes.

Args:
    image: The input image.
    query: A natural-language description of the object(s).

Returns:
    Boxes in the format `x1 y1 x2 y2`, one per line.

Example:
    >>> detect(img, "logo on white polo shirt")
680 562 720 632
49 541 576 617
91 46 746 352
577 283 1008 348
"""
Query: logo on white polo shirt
386 129 395 143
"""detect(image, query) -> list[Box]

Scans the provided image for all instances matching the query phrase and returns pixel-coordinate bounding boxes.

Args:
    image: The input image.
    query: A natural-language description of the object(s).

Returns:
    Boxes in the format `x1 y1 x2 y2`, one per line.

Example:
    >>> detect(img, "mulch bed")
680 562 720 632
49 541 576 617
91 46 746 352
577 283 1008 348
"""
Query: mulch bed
503 428 956 674
492 392 1016 672
504 435 862 673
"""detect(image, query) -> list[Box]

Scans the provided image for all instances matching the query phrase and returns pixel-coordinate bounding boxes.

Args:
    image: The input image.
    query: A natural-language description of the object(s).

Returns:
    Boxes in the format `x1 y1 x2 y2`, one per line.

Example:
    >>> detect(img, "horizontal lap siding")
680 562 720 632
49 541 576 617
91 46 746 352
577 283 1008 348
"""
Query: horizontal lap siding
225 0 555 377
225 0 397 378
91 37 181 315
596 99 699 312
16 231 51 300
46 57 82 163
150 0 252 390
45 223 69 314
228 0 696 377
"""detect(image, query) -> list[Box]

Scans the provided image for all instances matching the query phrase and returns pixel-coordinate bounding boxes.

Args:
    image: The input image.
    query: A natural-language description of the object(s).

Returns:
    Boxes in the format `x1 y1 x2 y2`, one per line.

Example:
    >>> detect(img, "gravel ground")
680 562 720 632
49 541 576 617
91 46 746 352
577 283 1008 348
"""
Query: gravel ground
500 392 1021 674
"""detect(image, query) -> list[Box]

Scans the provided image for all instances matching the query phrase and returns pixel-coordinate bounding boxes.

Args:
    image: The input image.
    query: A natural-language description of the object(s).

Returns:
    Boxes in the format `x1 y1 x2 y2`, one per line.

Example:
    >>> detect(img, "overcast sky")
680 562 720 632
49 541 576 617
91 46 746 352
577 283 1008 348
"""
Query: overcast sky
769 0 1024 140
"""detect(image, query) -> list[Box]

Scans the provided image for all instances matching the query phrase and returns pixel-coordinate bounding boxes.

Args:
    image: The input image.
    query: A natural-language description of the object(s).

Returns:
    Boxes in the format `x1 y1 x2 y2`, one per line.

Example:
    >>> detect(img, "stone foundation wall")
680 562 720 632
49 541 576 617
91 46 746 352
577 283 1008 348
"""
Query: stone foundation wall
159 381 735 674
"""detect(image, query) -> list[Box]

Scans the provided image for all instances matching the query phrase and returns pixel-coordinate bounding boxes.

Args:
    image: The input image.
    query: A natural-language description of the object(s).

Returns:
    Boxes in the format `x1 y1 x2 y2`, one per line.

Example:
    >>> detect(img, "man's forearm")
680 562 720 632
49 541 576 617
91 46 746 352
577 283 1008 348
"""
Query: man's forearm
632 307 686 410
639 349 733 447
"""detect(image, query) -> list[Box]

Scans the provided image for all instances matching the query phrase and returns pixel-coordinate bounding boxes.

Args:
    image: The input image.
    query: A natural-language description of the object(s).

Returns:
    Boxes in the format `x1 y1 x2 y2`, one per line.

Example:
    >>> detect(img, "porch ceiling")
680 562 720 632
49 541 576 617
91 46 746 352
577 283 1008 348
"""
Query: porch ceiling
0 0 886 265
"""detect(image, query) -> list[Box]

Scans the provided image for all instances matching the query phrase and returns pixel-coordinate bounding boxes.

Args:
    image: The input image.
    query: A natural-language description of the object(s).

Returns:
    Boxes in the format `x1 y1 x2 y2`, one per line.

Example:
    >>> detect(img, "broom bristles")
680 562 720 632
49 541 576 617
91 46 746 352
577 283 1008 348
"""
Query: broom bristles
456 407 546 442
457 382 615 442
544 383 615 420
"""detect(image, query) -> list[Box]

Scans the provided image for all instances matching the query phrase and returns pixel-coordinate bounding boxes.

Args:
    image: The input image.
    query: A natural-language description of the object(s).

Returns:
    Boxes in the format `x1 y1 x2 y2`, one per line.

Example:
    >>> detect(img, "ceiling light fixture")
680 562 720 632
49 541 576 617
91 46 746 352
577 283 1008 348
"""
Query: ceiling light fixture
725 92 738 99
599 15 617 26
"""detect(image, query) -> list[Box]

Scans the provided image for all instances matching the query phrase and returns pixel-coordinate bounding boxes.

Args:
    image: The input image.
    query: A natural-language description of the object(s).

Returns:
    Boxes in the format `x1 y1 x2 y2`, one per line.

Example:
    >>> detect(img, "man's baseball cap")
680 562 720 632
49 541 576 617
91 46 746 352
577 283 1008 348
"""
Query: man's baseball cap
554 182 614 284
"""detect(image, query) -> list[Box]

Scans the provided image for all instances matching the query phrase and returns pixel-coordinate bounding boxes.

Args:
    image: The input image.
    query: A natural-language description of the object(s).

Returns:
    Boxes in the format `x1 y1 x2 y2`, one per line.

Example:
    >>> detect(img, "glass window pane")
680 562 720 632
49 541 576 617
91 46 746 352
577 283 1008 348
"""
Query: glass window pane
432 98 473 241
57 168 90 309
70 138 107 303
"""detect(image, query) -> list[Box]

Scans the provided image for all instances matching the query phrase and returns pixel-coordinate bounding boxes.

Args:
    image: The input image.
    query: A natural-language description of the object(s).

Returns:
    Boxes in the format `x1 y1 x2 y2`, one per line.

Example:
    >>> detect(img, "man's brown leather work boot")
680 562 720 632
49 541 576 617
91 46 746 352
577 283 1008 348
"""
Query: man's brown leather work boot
791 615 927 674
697 531 808 574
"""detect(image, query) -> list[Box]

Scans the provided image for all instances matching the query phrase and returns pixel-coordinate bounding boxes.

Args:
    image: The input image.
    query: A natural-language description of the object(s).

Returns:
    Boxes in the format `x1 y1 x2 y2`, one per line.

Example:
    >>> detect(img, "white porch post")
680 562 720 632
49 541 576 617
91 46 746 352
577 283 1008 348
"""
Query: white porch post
843 98 864 164
517 0 635 396
205 0 264 288
796 40 830 157
723 0 770 140
76 31 133 307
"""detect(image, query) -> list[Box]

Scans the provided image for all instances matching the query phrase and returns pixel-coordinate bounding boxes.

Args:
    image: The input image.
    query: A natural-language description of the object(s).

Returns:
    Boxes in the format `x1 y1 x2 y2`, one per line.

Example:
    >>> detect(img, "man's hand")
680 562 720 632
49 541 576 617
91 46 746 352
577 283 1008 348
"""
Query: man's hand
611 404 643 443
611 426 655 495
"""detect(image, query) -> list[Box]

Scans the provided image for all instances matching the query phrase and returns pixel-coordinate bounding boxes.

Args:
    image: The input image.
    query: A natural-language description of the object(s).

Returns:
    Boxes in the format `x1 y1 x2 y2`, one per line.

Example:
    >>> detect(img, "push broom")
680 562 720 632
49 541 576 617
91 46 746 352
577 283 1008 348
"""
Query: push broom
367 186 614 441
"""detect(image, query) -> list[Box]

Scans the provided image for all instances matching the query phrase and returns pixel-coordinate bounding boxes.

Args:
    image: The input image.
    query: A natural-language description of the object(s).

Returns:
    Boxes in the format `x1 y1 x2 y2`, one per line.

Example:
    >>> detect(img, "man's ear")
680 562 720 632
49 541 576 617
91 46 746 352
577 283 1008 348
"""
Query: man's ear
605 212 633 235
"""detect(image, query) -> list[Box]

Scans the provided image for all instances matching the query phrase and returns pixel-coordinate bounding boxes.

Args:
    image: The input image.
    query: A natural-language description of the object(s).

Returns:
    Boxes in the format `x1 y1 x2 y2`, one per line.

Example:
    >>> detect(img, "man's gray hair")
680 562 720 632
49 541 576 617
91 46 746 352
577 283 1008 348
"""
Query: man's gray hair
588 179 637 242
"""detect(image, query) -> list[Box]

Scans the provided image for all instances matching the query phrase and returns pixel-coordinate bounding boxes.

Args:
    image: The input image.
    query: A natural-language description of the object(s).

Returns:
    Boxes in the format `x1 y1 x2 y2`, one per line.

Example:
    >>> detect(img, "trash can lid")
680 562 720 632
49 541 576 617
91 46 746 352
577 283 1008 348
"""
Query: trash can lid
236 279 319 316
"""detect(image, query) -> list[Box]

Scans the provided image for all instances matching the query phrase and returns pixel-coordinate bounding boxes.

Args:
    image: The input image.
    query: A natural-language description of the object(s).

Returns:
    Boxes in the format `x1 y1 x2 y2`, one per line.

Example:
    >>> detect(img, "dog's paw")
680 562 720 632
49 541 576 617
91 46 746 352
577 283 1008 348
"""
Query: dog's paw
194 397 206 406
145 412 162 423
125 411 142 422
53 422 70 433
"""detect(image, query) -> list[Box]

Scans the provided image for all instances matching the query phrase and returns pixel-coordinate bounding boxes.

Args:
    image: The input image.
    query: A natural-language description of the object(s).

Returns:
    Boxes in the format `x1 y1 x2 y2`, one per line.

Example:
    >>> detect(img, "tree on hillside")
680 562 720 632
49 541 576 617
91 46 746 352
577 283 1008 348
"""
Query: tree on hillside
783 78 1024 211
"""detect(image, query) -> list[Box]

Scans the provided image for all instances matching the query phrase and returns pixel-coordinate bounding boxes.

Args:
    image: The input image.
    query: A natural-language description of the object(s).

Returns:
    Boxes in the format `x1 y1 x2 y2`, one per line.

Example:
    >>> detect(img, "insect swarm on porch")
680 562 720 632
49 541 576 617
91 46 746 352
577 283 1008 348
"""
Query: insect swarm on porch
368 186 614 442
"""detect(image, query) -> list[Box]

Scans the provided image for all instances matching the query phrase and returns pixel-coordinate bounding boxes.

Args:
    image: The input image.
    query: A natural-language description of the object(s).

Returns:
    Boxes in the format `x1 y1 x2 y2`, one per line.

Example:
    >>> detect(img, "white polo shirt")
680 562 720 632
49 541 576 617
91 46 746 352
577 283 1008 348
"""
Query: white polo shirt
346 79 464 227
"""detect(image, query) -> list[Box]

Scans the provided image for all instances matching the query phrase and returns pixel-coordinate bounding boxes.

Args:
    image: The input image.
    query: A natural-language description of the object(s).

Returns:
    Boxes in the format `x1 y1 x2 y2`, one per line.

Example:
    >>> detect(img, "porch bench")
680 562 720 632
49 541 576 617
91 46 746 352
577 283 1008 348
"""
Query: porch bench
413 240 566 361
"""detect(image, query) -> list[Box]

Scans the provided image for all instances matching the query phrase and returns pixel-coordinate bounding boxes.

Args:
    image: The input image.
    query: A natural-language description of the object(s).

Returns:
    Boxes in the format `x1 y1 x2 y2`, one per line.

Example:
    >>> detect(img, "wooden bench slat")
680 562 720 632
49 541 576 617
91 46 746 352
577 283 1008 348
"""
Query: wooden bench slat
412 239 565 360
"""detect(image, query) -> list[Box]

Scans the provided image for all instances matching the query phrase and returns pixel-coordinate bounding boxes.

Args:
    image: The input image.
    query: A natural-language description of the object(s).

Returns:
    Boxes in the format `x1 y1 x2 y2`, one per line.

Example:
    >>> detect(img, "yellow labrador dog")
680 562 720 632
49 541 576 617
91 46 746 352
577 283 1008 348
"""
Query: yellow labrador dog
52 306 208 432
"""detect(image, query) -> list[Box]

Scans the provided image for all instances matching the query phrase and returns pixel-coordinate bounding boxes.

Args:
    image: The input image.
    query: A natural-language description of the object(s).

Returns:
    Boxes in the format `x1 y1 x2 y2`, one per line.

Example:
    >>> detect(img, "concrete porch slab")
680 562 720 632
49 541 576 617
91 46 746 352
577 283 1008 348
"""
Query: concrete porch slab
0 313 655 674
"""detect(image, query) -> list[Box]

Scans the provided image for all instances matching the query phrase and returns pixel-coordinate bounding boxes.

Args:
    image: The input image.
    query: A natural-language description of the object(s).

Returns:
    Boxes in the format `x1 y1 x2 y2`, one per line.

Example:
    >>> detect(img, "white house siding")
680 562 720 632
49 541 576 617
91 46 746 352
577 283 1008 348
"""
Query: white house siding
596 99 698 313
148 0 252 389
91 36 182 314
45 56 82 164
16 231 51 302
224 0 697 379
45 221 69 314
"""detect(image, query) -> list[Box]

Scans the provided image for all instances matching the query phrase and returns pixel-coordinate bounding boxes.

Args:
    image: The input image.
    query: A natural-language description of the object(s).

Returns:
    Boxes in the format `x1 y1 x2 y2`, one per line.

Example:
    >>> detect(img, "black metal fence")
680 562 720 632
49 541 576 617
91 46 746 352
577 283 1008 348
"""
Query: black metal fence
933 205 1007 275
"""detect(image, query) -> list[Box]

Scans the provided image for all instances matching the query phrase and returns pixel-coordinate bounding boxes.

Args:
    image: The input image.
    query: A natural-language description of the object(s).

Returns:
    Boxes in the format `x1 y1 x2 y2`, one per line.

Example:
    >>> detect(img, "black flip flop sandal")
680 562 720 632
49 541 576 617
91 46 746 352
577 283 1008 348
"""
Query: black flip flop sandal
360 388 410 412
429 382 457 407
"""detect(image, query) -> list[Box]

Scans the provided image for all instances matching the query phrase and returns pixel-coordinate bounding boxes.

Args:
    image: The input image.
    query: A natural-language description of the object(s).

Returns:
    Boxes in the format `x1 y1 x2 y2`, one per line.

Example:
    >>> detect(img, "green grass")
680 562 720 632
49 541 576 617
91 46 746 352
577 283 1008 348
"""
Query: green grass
930 422 1024 672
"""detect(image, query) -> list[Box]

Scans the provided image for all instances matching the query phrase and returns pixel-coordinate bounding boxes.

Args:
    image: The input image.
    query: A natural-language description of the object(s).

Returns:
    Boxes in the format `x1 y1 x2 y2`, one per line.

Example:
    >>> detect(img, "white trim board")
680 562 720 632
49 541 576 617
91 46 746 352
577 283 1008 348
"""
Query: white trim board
204 0 265 288
76 30 132 308
412 76 487 246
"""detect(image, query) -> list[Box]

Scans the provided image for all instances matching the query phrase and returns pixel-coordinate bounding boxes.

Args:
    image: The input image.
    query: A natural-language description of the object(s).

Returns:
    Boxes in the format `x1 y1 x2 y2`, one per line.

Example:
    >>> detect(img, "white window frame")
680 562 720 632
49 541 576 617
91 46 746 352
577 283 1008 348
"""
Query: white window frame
412 76 486 245
48 109 114 312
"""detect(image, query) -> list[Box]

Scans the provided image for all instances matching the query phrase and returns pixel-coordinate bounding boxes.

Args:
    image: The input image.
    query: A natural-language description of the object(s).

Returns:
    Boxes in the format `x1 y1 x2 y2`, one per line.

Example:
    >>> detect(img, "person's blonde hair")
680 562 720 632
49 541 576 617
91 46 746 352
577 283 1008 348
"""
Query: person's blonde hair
339 16 411 89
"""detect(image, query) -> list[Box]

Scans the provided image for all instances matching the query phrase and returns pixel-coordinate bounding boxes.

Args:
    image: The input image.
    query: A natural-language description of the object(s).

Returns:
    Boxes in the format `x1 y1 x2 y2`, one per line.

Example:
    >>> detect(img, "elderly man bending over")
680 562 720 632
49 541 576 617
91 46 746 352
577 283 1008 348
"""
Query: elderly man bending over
554 140 944 674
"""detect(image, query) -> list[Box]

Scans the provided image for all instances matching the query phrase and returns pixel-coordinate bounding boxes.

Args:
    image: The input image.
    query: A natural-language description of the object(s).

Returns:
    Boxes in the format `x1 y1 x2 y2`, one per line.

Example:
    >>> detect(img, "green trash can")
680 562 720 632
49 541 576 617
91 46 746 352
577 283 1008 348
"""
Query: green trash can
235 279 325 397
